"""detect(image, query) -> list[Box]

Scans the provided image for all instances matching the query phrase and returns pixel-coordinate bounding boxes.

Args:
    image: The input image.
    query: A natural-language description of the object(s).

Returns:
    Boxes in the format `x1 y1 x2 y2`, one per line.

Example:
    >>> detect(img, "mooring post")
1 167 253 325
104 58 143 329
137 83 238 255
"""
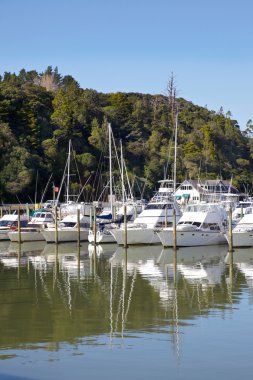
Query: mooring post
228 206 233 252
77 208 81 247
18 206 21 245
124 205 128 248
93 206 97 245
173 208 177 250
77 210 81 281
90 207 93 229
54 205 58 245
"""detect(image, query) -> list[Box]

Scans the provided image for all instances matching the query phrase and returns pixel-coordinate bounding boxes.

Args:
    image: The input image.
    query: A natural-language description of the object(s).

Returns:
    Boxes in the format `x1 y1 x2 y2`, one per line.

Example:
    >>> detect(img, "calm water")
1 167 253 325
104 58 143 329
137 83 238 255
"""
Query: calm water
0 240 252 380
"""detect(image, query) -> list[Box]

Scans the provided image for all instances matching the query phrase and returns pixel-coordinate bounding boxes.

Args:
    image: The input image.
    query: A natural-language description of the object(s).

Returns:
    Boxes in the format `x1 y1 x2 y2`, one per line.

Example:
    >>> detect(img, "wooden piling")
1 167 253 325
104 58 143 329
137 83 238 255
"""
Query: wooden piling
123 205 128 248
173 208 177 250
18 206 21 245
90 207 93 229
54 205 58 244
93 206 97 245
228 207 233 252
77 208 81 247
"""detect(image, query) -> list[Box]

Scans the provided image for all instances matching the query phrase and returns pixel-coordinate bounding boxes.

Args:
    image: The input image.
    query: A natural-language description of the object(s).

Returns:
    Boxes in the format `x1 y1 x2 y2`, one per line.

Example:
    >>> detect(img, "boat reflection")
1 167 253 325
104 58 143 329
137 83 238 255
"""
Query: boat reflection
110 245 175 304
9 241 46 254
111 245 227 289
232 248 253 287
0 241 248 359
175 246 227 286
0 240 11 253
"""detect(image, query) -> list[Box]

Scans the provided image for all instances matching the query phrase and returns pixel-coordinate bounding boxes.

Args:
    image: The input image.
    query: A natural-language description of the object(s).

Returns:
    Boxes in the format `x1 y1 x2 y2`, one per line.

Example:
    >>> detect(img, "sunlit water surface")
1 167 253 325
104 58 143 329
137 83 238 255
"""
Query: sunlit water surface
0 240 252 380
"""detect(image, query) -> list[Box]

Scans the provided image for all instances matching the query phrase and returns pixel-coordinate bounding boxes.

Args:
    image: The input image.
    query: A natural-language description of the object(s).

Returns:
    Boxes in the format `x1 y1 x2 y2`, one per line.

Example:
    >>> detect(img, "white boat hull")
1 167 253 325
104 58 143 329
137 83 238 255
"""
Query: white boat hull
225 231 253 247
88 230 116 244
8 231 44 242
111 227 160 245
157 228 227 247
41 228 89 243
0 230 10 240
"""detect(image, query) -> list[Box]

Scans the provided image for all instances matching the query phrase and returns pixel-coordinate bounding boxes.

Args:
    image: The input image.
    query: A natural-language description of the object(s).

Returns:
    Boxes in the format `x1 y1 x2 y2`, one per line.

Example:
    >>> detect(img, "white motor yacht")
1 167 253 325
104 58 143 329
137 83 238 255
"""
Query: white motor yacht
0 213 29 240
8 210 55 242
41 214 90 243
225 206 253 247
157 202 228 247
110 180 182 245
232 200 253 225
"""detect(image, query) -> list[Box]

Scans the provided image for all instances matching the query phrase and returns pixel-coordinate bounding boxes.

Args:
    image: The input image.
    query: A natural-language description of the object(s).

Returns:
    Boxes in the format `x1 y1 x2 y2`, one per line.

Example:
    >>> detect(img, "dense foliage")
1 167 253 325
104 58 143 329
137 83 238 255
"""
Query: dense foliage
0 67 252 203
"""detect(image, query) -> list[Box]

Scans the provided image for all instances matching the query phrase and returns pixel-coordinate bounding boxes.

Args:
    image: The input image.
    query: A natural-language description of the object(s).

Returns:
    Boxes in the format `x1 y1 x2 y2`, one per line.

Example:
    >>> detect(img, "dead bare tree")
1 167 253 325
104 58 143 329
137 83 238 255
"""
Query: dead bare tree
167 72 178 120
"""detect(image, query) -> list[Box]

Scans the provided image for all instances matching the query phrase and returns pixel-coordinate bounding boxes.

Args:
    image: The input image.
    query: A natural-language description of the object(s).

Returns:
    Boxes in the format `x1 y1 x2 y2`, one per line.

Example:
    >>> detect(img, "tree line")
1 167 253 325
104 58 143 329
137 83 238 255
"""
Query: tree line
0 66 253 203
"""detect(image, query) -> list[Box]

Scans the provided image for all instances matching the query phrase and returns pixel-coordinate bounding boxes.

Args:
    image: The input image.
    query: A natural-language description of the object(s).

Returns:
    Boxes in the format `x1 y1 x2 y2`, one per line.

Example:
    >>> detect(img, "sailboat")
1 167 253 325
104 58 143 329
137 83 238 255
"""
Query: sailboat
88 124 137 244
58 140 93 218
37 141 91 243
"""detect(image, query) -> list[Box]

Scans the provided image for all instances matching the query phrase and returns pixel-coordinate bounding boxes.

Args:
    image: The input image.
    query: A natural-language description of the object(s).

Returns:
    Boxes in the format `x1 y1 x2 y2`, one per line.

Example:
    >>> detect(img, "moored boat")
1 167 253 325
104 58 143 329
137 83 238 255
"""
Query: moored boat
0 213 29 240
41 214 90 243
225 206 253 247
157 202 228 247
110 179 182 245
8 210 55 242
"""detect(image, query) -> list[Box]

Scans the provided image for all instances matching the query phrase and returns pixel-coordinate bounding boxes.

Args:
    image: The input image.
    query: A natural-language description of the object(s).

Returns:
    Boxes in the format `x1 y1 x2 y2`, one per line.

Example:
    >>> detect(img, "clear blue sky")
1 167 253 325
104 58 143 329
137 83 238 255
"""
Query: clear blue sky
1 0 252 128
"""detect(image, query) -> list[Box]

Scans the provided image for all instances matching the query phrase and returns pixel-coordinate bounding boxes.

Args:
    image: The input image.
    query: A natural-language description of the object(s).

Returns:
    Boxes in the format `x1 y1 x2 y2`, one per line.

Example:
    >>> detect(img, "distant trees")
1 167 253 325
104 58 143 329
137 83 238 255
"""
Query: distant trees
0 67 253 202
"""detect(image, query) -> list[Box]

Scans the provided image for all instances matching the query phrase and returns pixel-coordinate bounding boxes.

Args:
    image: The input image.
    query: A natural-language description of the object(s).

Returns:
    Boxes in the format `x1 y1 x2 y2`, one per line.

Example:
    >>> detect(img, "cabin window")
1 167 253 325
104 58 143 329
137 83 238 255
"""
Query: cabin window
0 220 13 227
202 223 220 230
61 222 76 227
145 204 173 210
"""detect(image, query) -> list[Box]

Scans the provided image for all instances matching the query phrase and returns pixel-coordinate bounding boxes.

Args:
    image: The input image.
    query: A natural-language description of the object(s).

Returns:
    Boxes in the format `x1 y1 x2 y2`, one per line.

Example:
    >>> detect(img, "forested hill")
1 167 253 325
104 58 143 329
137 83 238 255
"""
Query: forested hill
1 67 253 203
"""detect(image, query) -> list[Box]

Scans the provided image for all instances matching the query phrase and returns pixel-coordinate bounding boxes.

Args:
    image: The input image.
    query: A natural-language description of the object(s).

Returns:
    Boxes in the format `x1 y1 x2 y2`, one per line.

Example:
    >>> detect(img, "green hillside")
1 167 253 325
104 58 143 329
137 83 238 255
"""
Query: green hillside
0 67 252 203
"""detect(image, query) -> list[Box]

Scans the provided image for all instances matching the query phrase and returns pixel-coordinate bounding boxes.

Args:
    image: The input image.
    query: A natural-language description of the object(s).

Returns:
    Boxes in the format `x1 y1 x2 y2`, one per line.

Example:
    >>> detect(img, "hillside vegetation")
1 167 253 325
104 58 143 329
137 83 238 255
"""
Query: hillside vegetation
0 67 253 203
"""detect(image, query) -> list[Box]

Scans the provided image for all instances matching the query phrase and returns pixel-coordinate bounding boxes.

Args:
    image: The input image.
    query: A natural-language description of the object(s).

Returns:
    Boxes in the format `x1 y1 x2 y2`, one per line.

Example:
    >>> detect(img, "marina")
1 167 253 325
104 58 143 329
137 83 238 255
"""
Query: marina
0 239 253 379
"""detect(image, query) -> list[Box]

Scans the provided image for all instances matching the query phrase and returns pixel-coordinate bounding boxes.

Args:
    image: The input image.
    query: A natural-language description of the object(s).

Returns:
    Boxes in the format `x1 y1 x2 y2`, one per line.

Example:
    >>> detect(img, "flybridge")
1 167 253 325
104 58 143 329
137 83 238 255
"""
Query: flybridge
152 180 174 202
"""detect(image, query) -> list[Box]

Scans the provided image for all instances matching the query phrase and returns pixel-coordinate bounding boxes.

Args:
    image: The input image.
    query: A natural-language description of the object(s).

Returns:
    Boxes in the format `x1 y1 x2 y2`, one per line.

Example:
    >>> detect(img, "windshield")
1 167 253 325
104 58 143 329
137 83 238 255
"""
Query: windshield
0 220 14 227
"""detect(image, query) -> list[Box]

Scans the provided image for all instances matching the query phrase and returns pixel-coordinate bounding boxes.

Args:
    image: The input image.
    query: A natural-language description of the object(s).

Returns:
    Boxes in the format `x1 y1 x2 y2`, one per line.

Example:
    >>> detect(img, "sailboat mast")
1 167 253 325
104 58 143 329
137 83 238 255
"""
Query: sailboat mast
108 123 113 213
173 110 178 195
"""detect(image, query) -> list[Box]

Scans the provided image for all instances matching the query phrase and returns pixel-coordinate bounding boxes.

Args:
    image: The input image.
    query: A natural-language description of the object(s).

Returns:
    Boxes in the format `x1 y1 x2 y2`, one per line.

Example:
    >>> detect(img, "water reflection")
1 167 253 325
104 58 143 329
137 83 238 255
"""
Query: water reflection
0 239 252 375
232 248 253 288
